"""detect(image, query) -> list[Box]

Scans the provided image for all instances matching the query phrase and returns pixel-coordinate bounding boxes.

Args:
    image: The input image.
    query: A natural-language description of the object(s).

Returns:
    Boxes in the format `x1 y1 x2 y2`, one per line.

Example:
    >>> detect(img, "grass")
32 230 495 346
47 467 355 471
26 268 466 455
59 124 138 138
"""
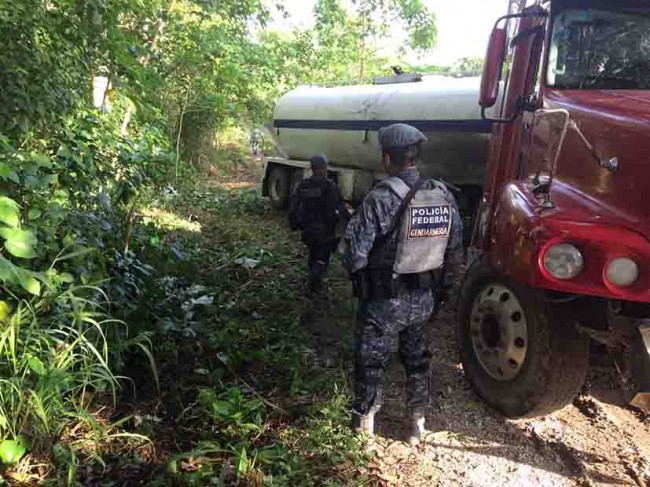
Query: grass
2 171 372 484
132 186 370 485
0 286 154 484
35 182 368 485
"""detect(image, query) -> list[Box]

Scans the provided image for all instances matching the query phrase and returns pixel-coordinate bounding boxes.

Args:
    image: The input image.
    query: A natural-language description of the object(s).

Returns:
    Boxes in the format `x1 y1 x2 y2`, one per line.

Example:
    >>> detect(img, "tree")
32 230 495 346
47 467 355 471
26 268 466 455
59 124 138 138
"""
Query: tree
259 0 437 88
448 56 484 78
351 0 437 80
407 56 485 78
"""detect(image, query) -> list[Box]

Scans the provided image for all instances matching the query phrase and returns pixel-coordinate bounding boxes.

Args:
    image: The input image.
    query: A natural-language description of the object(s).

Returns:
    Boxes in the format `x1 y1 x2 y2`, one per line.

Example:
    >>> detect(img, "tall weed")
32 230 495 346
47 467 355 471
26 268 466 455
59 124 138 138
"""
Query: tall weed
0 286 130 451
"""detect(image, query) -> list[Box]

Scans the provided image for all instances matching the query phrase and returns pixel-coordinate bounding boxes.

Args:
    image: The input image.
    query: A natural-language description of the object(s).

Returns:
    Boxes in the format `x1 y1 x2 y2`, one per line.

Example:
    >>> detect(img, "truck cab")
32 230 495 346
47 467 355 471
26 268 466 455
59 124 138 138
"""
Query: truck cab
458 0 650 416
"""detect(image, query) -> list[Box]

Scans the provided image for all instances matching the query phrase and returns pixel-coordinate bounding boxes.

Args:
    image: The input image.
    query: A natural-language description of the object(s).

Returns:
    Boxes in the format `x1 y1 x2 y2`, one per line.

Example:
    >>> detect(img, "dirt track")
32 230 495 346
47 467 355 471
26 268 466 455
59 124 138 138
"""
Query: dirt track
314 274 650 486
225 162 650 485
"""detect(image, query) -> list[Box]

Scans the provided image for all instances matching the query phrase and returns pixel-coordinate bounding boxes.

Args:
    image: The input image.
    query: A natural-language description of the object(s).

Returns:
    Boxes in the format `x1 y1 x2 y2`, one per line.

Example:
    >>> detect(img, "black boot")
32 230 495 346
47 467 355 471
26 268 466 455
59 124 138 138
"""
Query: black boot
307 276 323 296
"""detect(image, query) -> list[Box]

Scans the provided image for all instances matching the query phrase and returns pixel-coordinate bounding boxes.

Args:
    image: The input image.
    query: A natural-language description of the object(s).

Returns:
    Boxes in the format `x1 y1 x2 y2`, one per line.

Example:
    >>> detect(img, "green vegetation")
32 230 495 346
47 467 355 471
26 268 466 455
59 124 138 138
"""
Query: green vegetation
0 0 476 482
115 187 368 485
408 56 485 78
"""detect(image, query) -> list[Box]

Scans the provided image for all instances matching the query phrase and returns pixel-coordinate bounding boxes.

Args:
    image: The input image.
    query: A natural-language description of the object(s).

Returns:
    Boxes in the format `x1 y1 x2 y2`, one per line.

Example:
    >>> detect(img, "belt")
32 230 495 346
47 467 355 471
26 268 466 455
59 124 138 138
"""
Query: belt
352 269 442 300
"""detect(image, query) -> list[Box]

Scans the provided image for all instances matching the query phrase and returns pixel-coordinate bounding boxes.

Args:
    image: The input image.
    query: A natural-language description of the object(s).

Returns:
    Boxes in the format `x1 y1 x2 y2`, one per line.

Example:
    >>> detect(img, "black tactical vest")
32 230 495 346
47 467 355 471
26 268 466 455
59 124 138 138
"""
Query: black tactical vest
297 177 339 234
366 227 399 271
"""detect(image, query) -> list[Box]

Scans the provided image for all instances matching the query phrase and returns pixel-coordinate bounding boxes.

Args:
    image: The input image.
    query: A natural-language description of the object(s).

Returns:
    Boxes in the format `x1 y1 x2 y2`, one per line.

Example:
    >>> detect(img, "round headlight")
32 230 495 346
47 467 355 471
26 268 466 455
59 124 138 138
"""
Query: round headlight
543 243 584 280
606 257 639 287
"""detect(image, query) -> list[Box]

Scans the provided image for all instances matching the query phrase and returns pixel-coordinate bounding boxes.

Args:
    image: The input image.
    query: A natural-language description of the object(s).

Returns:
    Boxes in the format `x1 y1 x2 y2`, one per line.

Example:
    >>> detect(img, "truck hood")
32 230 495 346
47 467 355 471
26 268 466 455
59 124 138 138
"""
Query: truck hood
546 89 650 239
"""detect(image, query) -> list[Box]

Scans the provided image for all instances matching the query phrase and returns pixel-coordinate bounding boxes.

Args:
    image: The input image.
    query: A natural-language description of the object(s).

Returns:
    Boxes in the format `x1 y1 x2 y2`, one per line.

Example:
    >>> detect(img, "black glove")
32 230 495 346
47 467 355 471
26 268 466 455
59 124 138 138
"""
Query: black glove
288 213 301 231
434 282 455 314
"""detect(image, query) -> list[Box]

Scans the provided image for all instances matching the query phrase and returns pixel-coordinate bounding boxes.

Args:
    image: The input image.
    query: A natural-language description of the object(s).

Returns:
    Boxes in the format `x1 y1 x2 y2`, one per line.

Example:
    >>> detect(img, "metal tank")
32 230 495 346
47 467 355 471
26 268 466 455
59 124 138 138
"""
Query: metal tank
272 76 491 188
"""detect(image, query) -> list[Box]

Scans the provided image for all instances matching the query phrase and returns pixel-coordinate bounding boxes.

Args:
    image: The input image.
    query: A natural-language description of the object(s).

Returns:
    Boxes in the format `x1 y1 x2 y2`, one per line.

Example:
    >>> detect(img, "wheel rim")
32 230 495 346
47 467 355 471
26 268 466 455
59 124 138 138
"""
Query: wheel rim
470 283 528 381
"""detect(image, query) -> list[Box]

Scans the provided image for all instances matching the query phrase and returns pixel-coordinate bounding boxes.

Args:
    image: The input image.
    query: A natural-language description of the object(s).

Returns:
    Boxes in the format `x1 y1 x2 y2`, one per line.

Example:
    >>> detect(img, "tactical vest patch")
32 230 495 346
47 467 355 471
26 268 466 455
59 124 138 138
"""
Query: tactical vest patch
407 204 451 239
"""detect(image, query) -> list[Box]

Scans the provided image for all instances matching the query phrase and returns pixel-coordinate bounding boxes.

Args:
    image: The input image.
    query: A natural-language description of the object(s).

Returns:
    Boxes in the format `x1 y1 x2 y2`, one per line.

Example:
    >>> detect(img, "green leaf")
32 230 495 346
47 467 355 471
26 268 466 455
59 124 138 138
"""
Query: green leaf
56 272 75 284
31 153 51 168
236 447 248 476
0 227 37 259
27 355 46 375
0 197 20 227
0 163 19 183
23 175 39 190
0 255 16 283
41 174 58 186
0 301 10 322
18 272 41 295
27 208 42 220
0 256 40 294
0 436 28 465
166 459 178 473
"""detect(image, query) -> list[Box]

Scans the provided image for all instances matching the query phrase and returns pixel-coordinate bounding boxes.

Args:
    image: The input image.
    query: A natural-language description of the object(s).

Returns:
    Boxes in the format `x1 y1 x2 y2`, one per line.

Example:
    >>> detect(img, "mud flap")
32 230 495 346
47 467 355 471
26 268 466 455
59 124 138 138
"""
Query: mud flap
629 324 650 410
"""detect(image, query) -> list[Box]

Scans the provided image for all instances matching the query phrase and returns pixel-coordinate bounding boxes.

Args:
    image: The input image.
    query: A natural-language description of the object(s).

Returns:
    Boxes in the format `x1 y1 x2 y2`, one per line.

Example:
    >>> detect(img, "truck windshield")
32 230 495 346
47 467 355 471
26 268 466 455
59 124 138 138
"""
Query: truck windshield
547 8 650 89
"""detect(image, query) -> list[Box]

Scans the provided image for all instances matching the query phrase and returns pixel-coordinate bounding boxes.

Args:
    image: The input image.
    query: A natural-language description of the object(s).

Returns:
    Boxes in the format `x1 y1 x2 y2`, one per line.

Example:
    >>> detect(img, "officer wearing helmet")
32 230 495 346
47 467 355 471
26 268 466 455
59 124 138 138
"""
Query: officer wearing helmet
343 123 463 445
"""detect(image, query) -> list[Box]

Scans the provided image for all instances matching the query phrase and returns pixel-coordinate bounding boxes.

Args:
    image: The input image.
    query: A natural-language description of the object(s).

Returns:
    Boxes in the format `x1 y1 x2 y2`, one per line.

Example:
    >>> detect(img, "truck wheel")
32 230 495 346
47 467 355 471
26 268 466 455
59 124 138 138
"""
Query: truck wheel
457 260 590 417
629 325 650 409
268 166 290 209
290 170 304 197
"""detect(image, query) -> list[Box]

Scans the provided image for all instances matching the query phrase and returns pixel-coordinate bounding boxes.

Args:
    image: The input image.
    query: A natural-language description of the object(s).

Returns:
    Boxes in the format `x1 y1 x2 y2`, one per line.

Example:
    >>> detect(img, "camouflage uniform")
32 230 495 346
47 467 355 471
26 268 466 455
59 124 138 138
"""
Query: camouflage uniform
343 166 464 418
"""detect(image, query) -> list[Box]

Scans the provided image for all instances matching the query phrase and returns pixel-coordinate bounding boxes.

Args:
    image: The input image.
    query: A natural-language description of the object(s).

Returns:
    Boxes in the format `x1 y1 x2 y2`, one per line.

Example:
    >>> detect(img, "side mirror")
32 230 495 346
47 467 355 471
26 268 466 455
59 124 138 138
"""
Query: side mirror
479 27 506 109
479 7 548 123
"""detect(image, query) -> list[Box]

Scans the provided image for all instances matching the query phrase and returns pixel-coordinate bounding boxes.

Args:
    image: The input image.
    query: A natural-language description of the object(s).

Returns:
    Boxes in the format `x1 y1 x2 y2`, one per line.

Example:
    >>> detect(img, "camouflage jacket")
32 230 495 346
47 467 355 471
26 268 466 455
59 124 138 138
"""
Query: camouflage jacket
342 167 464 289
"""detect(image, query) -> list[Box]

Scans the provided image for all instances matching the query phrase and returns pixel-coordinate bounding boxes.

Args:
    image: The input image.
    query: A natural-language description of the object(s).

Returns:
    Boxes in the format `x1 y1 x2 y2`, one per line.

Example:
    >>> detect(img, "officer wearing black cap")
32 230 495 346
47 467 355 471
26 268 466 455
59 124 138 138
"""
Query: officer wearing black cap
289 154 350 294
343 123 463 445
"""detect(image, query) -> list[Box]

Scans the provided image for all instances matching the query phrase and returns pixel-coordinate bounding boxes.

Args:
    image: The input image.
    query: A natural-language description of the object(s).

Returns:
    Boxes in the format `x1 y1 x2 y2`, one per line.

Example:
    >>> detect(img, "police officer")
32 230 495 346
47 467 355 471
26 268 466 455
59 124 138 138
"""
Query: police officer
289 154 350 294
250 129 263 156
343 123 463 445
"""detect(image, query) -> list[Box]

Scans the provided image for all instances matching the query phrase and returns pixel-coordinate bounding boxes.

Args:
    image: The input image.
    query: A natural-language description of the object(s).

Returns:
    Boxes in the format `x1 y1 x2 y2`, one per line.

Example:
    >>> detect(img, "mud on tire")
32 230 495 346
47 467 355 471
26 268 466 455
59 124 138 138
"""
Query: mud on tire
457 259 590 417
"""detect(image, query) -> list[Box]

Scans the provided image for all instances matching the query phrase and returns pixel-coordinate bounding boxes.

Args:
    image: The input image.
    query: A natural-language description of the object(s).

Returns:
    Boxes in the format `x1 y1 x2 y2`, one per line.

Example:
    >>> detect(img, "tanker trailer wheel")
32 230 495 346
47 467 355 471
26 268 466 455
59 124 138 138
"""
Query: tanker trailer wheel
290 170 304 197
268 166 290 209
457 260 590 417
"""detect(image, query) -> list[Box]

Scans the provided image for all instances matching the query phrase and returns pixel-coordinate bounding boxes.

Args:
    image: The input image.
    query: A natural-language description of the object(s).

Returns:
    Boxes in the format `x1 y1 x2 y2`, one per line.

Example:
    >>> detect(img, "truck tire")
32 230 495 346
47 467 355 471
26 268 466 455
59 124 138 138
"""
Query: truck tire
290 170 304 197
457 260 590 417
268 166 290 209
629 325 650 408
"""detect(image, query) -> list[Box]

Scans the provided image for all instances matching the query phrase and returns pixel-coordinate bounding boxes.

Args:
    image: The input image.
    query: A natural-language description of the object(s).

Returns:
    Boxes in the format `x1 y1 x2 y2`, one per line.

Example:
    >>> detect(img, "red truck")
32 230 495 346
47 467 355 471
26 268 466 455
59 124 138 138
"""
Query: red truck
459 0 650 416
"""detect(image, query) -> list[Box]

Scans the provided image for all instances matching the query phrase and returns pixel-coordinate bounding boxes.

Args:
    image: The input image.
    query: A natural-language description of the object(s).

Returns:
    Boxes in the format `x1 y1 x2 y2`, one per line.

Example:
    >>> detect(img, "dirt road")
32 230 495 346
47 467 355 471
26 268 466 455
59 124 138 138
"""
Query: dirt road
184 173 650 485
314 274 650 486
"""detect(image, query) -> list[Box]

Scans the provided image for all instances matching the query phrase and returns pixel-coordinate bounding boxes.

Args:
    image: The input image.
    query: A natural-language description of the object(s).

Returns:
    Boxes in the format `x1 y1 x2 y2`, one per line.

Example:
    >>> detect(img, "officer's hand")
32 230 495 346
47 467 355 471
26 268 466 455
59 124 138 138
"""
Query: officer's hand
436 289 448 308
436 283 455 309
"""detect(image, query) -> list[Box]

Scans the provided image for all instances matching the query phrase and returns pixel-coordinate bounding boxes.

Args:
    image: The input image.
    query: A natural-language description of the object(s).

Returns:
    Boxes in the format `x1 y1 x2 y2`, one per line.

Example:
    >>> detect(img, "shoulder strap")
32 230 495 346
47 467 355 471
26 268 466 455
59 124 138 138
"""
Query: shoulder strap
379 176 410 198
375 178 422 247
435 178 460 196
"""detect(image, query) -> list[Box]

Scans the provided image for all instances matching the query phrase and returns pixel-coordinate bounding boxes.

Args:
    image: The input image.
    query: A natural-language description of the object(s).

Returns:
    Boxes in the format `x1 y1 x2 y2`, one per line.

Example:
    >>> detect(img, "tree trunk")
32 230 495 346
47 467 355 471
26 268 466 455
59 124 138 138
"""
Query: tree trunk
175 83 192 184
359 13 366 82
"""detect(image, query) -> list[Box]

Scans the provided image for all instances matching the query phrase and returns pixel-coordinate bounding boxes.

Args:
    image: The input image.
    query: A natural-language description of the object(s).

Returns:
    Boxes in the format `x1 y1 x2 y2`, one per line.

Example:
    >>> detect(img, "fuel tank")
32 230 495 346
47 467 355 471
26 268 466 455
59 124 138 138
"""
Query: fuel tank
273 76 492 186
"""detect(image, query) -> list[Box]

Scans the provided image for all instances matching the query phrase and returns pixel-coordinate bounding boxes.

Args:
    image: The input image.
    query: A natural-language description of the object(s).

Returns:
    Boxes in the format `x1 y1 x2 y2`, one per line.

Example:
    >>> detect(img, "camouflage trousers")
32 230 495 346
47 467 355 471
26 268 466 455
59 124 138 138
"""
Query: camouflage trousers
352 288 434 416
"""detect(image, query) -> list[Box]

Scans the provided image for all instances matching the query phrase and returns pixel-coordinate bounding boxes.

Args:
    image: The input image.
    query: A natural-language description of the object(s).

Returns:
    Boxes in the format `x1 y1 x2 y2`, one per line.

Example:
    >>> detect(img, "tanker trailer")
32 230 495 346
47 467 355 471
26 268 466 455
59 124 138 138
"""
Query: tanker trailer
261 75 492 221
